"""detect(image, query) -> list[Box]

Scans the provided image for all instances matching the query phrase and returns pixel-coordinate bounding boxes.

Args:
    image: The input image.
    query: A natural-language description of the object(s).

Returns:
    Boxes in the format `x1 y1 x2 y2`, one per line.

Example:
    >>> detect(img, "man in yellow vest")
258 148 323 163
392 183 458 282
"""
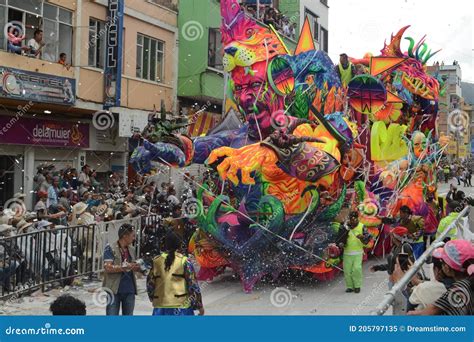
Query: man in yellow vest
147 230 204 315
436 201 462 242
335 53 356 87
341 211 370 293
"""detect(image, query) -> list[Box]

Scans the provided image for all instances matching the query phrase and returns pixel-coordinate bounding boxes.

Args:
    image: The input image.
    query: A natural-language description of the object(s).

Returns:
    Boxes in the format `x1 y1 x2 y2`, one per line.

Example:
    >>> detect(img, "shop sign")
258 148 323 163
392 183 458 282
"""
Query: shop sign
0 116 88 147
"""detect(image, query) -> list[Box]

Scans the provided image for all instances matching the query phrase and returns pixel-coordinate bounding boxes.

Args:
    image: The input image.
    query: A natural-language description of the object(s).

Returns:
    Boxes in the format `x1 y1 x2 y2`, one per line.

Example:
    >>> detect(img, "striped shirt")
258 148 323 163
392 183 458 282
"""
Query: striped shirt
434 278 473 315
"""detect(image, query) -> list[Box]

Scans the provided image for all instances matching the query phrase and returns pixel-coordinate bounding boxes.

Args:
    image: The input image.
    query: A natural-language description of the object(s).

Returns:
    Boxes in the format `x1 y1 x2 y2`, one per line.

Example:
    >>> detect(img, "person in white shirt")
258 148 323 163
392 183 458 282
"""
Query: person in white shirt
78 164 91 188
27 29 44 58
282 19 290 37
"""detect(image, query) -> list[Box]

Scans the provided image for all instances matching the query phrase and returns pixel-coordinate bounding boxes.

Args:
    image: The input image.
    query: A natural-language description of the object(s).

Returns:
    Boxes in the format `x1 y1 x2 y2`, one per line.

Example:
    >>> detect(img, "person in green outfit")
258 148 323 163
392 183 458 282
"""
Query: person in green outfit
436 200 463 242
339 210 371 293
334 53 356 87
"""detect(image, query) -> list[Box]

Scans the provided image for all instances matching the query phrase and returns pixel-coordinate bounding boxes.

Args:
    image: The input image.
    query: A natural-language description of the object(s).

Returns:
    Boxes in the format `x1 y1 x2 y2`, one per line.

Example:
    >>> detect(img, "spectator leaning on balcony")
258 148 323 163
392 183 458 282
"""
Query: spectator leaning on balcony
27 29 45 58
7 26 29 55
58 52 71 70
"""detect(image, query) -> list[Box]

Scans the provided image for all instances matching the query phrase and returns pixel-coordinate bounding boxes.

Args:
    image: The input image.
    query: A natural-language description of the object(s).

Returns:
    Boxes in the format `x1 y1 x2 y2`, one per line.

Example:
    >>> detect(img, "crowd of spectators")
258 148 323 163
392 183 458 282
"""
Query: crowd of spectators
0 162 198 293
241 4 297 40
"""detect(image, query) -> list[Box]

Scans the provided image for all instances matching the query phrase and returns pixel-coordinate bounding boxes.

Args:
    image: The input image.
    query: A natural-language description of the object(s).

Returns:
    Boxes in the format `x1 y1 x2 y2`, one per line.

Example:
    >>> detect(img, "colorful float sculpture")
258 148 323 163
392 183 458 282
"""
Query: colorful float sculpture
130 0 448 291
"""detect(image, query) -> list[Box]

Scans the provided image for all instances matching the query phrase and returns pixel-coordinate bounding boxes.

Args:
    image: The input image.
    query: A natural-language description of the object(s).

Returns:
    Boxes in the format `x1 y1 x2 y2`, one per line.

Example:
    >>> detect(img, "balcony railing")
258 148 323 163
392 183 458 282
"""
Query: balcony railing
149 0 178 12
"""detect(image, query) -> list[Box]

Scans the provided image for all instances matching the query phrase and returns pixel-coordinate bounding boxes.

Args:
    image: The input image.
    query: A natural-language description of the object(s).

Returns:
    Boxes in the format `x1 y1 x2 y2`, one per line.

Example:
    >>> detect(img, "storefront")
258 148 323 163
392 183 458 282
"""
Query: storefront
0 114 128 209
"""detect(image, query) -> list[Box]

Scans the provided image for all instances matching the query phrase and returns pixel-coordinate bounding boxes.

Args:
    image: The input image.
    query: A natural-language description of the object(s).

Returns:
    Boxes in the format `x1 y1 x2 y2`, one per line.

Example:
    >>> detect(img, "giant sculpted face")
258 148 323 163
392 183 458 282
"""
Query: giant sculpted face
231 62 285 137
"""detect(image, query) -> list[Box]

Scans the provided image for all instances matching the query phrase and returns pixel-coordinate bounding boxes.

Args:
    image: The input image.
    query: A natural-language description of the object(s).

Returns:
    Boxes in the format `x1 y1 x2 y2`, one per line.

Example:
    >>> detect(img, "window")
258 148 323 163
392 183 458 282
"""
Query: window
0 2 73 64
88 19 106 68
208 28 223 69
320 27 328 53
0 3 6 50
305 9 319 42
136 34 164 82
42 4 73 63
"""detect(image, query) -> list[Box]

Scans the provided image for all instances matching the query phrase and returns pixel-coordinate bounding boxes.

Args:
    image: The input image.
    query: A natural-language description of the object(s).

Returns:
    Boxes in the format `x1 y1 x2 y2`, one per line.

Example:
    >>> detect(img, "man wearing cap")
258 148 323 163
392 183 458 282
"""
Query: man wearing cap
103 224 141 315
408 240 474 315
397 205 425 259
436 201 463 241
340 211 371 293
335 53 356 87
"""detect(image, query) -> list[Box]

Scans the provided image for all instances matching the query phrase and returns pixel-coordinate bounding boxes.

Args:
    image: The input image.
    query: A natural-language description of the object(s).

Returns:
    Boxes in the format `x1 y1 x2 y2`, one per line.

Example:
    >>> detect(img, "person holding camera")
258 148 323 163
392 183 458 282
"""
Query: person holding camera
339 211 371 294
103 224 141 315
370 226 415 314
382 206 425 259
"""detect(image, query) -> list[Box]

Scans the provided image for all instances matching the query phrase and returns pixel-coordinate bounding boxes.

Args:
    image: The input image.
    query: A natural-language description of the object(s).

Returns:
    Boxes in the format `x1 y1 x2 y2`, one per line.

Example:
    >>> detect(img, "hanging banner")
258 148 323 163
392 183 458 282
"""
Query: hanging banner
104 0 124 108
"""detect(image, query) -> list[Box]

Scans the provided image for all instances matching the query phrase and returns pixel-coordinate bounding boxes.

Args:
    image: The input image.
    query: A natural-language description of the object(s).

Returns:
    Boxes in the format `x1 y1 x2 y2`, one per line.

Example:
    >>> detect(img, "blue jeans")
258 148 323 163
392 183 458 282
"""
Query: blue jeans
7 42 22 54
411 242 425 259
106 293 135 316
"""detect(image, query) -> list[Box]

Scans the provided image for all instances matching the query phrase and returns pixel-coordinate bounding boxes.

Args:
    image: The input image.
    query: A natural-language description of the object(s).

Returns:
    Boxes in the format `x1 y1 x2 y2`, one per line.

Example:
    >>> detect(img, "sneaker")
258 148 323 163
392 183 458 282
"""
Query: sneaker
345 288 354 293
354 288 361 293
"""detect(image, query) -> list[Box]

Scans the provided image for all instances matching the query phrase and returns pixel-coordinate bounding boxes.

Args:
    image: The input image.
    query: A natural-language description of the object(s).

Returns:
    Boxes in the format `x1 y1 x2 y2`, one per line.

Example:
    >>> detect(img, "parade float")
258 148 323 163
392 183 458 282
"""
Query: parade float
130 0 448 291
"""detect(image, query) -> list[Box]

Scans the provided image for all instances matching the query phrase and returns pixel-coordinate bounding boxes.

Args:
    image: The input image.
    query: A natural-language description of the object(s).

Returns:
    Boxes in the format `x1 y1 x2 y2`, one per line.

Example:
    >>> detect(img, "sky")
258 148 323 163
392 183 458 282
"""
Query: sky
328 0 473 82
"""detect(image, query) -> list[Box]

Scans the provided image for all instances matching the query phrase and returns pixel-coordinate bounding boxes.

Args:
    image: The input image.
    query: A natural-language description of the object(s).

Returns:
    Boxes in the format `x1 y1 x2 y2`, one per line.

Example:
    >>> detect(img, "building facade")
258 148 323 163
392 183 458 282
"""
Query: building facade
428 63 469 160
278 0 329 52
0 0 178 208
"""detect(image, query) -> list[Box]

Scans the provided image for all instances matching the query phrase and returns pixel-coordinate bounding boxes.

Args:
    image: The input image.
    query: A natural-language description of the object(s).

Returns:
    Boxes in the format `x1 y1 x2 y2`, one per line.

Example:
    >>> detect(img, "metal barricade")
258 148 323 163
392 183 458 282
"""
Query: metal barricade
373 206 471 315
0 214 165 300
0 224 95 299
